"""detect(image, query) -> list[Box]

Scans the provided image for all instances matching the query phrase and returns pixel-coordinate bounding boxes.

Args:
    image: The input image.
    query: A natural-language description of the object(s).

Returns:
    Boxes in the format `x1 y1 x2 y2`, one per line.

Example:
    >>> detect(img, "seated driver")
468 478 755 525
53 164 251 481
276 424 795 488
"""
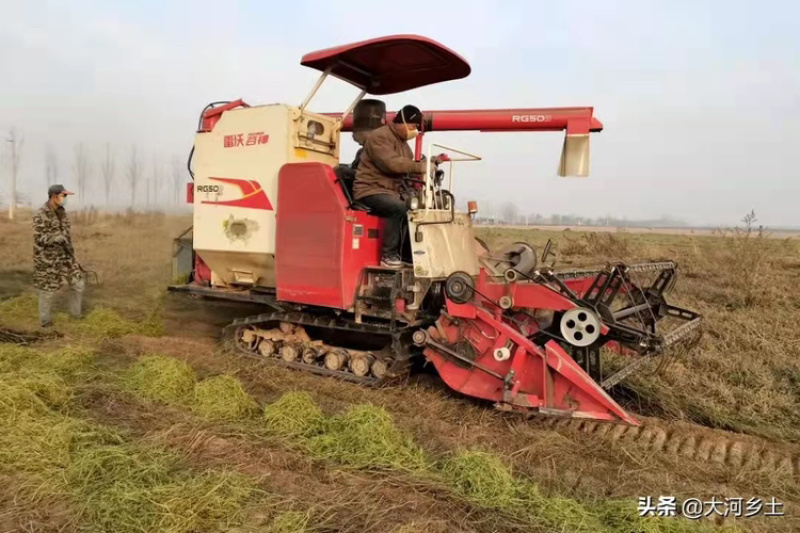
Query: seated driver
353 105 441 268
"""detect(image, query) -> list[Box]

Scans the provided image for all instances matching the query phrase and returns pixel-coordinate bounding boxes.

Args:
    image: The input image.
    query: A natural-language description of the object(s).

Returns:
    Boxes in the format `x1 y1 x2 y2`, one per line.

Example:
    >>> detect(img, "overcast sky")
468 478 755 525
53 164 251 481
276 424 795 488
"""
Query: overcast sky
1 0 798 226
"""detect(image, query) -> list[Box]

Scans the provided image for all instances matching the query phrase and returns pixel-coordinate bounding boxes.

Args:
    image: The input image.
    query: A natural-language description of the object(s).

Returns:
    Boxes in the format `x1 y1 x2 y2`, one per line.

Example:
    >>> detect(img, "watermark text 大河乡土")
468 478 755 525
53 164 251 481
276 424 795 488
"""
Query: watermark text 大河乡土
638 496 784 519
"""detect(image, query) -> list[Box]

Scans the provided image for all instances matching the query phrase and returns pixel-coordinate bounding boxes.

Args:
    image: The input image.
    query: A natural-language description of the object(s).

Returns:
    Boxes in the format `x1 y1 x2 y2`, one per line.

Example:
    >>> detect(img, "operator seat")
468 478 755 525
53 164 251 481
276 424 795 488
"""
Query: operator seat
333 163 368 210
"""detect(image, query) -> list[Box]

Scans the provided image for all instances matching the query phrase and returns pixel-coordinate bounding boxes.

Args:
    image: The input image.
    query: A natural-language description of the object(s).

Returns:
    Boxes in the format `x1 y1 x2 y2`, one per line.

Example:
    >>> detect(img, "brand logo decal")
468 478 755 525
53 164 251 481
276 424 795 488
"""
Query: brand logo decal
199 177 273 210
511 115 552 123
224 132 269 148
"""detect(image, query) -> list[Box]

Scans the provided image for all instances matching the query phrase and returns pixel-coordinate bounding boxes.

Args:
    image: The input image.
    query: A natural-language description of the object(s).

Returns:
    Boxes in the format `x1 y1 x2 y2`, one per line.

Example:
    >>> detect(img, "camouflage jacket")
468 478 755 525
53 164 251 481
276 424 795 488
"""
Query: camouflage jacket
32 202 80 291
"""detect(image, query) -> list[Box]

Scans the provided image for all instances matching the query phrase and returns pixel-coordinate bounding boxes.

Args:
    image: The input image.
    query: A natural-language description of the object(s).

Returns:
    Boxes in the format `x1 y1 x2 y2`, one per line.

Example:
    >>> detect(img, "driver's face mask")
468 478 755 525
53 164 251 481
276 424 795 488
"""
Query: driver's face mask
401 111 419 140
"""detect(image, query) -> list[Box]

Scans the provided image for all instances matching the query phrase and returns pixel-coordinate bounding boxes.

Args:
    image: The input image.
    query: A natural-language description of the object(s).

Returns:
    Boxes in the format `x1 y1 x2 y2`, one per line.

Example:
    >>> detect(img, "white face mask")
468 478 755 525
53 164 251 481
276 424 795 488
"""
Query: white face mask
400 109 420 140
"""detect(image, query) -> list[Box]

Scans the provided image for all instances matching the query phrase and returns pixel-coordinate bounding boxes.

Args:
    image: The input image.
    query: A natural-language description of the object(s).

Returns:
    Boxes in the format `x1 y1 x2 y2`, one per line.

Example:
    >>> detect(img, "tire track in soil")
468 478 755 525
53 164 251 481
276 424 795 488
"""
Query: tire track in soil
538 418 800 478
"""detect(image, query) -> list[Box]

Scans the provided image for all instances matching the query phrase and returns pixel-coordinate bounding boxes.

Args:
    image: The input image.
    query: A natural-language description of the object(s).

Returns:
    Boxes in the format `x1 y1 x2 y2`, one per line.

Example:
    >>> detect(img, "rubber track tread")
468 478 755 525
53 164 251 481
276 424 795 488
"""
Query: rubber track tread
222 310 412 387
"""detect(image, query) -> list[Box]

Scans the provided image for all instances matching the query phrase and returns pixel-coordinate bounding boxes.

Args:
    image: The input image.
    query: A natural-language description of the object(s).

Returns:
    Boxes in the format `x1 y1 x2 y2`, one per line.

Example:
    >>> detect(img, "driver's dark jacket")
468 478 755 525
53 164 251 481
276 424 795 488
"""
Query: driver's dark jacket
353 124 427 201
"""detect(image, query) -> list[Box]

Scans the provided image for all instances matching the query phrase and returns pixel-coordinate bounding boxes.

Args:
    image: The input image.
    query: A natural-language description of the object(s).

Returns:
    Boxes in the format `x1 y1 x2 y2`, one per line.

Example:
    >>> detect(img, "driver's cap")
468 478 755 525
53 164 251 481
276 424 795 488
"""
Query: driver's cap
393 105 423 128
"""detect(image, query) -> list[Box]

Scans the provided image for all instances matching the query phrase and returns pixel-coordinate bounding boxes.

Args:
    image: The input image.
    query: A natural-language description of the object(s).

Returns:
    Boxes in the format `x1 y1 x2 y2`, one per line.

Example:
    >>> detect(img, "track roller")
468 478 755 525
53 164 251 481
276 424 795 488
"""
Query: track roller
371 359 389 379
349 352 375 377
302 346 321 364
258 339 276 357
324 349 350 371
224 310 415 386
281 343 301 362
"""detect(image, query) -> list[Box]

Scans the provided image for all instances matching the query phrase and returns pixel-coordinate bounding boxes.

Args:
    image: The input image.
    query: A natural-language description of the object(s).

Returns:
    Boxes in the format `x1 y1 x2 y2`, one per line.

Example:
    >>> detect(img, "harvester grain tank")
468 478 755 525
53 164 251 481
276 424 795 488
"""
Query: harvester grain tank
169 34 702 426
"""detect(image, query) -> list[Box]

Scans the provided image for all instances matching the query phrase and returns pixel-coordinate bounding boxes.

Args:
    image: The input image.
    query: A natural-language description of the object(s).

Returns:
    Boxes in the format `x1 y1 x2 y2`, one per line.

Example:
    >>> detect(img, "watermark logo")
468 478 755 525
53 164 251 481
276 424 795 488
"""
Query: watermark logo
638 496 784 519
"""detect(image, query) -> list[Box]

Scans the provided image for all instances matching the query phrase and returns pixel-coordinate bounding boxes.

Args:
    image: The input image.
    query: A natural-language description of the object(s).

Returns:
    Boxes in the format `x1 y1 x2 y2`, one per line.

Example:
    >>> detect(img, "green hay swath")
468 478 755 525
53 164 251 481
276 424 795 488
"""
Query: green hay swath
440 450 603 532
439 450 517 509
0 294 39 329
0 343 94 378
125 354 197 405
307 403 427 472
70 306 164 339
0 343 38 373
263 391 325 439
192 374 259 421
0 292 163 339
1 354 258 533
66 444 255 533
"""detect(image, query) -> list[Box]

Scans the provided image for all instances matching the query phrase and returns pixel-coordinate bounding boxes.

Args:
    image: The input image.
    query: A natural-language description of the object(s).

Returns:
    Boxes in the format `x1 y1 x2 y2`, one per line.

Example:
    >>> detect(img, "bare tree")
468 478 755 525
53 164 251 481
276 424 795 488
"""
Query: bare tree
101 143 116 206
126 145 142 208
5 128 24 219
45 144 58 187
73 143 91 205
501 201 518 224
171 156 183 206
149 155 160 210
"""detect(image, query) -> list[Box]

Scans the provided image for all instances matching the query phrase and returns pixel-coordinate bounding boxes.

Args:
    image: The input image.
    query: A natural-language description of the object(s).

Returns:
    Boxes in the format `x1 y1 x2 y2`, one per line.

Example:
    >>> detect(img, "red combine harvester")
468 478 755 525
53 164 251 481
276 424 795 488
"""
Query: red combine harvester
169 35 702 426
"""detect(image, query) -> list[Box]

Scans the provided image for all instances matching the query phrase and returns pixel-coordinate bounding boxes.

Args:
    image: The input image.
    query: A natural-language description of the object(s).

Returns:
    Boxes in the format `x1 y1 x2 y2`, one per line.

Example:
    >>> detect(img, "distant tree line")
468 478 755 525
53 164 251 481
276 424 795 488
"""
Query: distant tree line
469 200 688 228
1 126 188 211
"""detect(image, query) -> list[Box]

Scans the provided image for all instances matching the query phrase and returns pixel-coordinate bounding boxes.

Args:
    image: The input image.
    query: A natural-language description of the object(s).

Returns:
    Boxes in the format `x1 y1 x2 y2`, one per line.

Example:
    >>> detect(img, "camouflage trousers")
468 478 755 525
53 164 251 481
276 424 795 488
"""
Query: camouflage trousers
38 275 85 326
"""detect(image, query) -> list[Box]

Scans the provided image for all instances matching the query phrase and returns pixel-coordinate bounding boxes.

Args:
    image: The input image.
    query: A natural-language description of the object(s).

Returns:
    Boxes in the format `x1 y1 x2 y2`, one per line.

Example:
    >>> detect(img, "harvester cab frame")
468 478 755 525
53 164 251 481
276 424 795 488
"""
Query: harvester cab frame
170 34 703 427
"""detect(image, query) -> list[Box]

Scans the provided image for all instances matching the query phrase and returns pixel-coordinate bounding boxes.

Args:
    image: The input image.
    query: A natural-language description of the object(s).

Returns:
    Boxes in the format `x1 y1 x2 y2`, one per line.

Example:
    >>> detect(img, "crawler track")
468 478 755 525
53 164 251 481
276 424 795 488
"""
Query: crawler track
222 310 423 386
541 418 800 477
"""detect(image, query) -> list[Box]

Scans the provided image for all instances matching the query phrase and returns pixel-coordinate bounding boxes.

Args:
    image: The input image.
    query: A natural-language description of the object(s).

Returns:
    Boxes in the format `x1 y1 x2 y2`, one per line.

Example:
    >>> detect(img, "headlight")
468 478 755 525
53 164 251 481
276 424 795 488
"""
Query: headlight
408 196 420 211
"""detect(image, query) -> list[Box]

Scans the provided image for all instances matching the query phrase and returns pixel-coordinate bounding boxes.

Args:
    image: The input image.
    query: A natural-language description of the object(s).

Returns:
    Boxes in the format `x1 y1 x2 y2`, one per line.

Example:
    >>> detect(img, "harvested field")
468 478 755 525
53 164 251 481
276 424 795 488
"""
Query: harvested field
2 209 799 532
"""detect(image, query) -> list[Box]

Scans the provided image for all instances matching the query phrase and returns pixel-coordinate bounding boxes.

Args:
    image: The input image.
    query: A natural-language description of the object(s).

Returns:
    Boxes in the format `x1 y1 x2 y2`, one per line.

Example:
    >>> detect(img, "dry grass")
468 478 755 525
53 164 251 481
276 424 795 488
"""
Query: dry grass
267 510 312 533
1 210 797 532
477 213 800 442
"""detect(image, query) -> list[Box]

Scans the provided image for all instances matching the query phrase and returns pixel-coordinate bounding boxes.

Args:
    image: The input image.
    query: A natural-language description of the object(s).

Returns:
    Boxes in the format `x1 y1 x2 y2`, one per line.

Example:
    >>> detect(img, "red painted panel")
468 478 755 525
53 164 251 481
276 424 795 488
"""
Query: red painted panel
199 99 250 132
194 253 211 286
202 177 273 210
326 108 604 134
300 35 470 95
275 162 384 310
424 310 638 425
341 211 384 307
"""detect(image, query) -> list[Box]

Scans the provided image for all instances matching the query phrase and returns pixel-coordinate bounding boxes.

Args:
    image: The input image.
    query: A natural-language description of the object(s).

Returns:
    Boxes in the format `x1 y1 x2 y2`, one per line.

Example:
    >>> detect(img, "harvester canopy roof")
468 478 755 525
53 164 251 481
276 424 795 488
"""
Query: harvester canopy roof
300 34 471 95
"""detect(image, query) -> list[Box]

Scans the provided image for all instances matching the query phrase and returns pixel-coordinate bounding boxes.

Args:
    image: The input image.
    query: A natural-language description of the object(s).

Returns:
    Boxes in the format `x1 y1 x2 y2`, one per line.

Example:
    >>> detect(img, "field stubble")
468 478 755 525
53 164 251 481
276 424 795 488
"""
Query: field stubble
1 209 799 532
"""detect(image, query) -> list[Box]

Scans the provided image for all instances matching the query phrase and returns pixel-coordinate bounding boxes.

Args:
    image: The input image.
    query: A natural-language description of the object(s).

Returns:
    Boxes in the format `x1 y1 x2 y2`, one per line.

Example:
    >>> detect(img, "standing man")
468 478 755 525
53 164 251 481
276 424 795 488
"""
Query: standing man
33 184 84 327
353 105 441 268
